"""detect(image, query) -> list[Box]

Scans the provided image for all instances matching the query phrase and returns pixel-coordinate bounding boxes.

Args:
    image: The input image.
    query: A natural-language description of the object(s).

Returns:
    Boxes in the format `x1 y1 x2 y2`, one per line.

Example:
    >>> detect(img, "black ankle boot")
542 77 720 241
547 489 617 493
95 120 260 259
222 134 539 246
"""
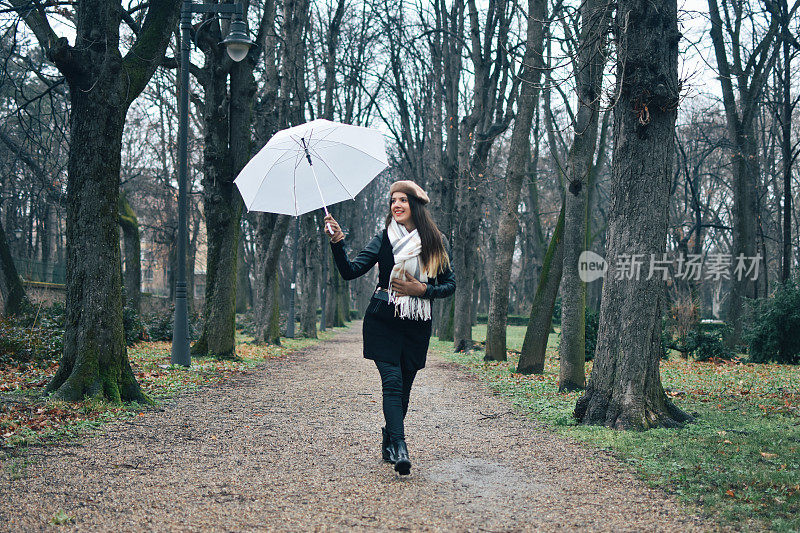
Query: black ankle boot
393 440 411 475
381 427 396 463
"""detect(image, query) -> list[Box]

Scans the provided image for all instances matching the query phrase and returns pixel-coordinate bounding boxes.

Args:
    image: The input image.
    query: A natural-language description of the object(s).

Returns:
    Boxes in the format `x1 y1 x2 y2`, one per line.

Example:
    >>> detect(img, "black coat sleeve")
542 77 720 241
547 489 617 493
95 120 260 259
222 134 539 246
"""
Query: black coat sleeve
330 231 383 280
423 266 456 300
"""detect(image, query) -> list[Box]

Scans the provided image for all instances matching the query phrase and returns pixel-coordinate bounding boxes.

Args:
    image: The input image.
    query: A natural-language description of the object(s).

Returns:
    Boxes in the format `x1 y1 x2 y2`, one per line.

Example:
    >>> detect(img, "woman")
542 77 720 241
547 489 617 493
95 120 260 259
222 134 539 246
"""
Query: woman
323 180 456 476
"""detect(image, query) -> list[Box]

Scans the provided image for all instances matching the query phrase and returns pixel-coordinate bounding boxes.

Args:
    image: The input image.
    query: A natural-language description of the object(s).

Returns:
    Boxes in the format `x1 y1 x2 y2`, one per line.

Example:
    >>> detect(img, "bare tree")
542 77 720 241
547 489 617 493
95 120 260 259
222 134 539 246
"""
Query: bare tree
706 0 779 347
484 0 548 361
574 0 693 429
558 0 612 390
453 0 518 352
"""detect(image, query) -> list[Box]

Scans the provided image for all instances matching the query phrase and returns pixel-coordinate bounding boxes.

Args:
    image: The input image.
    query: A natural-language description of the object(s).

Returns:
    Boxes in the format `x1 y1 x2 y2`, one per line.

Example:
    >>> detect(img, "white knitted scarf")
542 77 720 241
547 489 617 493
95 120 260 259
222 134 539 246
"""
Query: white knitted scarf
387 219 431 320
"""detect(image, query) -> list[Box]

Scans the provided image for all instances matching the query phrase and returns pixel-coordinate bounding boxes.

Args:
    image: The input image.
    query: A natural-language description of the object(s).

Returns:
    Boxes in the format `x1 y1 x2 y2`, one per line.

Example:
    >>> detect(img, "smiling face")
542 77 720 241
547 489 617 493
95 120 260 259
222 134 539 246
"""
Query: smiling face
390 192 414 228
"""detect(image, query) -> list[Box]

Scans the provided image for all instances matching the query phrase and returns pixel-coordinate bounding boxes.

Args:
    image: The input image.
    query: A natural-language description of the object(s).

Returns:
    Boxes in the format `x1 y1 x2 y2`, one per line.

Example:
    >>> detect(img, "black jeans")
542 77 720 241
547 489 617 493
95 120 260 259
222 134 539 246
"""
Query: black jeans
374 359 417 444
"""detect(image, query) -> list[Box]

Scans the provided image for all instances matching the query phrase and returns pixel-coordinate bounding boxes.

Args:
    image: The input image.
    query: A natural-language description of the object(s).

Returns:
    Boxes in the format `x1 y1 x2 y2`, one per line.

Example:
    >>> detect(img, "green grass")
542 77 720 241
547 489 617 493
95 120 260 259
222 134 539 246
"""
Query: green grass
431 325 800 532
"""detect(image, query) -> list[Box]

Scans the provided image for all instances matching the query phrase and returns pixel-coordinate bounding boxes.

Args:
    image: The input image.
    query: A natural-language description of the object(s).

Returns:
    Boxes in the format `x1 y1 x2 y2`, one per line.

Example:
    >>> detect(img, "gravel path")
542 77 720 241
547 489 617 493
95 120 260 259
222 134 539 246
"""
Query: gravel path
1 324 711 532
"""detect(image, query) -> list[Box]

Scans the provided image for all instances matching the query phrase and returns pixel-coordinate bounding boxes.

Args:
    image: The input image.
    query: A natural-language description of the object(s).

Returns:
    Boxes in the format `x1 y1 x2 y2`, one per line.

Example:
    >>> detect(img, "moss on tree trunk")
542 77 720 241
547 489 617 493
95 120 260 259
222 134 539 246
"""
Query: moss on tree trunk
558 0 611 391
517 204 564 374
48 91 148 403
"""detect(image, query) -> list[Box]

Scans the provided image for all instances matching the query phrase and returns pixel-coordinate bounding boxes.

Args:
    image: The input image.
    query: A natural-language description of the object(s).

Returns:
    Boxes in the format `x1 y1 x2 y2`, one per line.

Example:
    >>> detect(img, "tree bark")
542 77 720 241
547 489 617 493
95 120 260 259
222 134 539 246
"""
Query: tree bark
0 217 27 316
558 0 611 391
236 237 252 313
484 0 546 361
299 212 319 338
573 0 692 430
517 203 564 374
191 26 239 360
118 191 141 313
254 213 291 343
11 0 180 402
193 4 263 359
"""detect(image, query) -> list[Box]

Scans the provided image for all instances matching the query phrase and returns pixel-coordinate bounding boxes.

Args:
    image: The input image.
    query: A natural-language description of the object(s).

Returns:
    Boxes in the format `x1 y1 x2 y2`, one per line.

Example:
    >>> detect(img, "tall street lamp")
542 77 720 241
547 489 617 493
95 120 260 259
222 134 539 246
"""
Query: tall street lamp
171 0 254 367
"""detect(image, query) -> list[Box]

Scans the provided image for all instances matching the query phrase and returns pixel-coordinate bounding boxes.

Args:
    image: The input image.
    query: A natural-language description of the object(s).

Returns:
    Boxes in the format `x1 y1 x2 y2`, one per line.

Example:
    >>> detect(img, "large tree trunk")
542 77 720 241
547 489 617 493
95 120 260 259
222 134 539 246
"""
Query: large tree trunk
118 192 141 313
0 217 27 316
254 213 291 343
325 249 348 327
484 0 546 361
192 36 237 359
573 0 692 430
517 204 564 374
558 0 611 391
236 237 252 313
12 0 181 402
192 21 259 359
452 163 481 352
193 183 242 359
723 128 760 347
299 213 319 338
47 94 144 402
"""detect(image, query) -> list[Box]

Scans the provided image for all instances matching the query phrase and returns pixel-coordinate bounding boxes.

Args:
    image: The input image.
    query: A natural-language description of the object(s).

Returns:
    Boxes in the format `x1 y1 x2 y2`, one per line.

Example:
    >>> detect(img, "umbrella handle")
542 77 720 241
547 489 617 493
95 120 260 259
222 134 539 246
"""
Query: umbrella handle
323 205 333 235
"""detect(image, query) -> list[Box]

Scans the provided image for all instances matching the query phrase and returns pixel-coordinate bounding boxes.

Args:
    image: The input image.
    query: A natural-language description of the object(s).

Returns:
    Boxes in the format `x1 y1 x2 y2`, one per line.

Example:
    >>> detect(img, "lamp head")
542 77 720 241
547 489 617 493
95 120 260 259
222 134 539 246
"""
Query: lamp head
221 13 253 62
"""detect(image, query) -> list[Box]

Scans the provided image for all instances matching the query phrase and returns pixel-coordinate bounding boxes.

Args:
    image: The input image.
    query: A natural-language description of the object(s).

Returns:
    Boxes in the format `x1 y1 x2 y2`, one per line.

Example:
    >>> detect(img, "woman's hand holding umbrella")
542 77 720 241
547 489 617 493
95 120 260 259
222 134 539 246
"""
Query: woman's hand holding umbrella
323 215 345 243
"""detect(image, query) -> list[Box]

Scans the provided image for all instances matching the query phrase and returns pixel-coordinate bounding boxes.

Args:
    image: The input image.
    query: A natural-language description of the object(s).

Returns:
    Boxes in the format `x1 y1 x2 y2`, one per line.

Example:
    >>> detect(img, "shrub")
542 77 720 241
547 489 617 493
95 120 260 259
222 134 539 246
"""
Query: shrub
236 312 255 335
687 328 733 362
665 295 700 358
0 316 62 368
552 296 562 325
14 302 65 330
123 306 146 346
141 309 199 342
143 311 175 342
744 280 800 364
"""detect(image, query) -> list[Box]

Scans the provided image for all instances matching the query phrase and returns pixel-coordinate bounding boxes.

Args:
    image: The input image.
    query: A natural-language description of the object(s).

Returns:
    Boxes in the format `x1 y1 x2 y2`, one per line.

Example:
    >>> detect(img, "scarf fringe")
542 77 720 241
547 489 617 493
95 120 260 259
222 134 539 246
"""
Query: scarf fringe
388 289 431 321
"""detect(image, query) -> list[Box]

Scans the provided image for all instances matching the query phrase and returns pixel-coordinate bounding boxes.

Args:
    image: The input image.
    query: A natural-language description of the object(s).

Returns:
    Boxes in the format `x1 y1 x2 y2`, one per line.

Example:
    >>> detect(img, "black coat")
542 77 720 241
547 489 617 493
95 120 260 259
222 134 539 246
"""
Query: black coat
331 228 456 370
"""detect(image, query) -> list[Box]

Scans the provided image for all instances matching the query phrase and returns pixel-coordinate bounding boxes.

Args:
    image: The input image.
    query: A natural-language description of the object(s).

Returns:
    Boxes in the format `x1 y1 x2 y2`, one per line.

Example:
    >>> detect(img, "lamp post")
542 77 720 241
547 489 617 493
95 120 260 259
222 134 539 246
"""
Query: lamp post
171 0 254 367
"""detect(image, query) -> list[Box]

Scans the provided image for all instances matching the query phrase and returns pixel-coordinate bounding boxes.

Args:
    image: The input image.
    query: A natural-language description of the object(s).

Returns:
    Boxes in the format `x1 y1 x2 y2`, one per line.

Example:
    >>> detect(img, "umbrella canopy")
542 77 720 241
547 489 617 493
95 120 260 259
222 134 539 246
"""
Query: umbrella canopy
234 119 389 216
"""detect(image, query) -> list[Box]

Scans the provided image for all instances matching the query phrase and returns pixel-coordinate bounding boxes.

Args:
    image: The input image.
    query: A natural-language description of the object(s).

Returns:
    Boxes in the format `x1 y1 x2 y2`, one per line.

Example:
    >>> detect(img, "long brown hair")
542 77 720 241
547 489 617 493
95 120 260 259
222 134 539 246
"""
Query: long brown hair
385 194 450 277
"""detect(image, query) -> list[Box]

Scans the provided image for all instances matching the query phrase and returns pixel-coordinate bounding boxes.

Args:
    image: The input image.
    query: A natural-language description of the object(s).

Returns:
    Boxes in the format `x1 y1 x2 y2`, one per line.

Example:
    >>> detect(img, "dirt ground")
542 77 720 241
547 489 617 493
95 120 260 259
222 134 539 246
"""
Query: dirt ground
0 324 713 532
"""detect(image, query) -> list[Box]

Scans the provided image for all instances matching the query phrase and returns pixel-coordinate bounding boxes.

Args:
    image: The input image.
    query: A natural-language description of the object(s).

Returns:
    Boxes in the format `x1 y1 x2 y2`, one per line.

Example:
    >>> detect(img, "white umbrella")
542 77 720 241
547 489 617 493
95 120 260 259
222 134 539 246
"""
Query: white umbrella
234 119 389 223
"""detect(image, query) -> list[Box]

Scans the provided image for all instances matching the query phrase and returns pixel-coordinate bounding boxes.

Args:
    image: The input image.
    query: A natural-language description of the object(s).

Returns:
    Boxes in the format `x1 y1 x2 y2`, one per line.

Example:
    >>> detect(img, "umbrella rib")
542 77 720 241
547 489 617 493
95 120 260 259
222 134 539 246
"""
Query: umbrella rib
308 145 357 200
308 126 338 142
293 151 301 216
309 139 388 166
244 149 297 210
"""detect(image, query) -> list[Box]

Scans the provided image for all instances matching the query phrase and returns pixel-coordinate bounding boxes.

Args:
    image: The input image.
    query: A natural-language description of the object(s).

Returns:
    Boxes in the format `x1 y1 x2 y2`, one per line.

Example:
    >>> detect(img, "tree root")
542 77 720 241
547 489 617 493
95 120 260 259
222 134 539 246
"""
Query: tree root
574 388 693 431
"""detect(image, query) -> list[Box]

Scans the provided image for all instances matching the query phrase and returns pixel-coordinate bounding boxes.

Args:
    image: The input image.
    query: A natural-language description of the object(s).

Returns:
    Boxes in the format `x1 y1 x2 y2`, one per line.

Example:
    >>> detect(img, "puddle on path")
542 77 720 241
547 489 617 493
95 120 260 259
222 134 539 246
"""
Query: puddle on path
425 457 555 501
